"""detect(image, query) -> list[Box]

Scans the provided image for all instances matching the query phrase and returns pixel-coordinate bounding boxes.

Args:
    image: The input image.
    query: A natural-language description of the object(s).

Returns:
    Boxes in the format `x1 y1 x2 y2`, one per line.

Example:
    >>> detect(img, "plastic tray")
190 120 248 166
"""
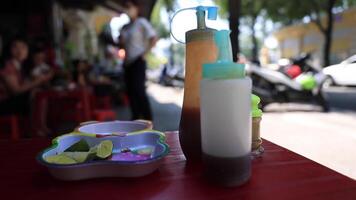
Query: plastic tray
37 130 169 181
76 120 153 136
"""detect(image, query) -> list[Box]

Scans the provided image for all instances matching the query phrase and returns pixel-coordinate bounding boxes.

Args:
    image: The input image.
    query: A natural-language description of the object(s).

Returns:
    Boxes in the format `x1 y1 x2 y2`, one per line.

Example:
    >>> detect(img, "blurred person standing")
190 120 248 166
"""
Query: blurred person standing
0 37 52 116
119 0 158 120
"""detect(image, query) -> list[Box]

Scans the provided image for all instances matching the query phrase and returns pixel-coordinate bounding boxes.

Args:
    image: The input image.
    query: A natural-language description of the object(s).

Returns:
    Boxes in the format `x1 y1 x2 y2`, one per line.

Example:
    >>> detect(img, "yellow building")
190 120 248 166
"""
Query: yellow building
274 7 356 66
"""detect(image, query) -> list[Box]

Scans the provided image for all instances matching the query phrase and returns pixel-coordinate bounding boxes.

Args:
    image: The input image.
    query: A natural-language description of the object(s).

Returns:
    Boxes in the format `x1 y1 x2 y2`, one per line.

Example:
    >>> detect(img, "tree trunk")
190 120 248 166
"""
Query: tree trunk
251 15 258 63
169 44 174 66
228 0 241 62
323 0 336 67
140 0 157 19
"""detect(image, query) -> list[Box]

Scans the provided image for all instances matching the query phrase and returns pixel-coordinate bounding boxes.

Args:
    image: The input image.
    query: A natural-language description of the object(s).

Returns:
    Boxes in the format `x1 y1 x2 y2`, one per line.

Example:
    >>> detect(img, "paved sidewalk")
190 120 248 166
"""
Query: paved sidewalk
115 83 183 131
261 107 356 180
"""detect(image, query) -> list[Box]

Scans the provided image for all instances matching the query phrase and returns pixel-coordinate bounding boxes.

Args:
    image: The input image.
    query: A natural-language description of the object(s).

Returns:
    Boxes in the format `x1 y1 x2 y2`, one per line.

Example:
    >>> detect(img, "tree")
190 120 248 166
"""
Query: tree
215 0 241 62
228 0 241 62
241 0 265 62
316 0 336 67
150 0 174 38
217 0 267 62
139 0 158 19
267 0 356 66
150 0 177 67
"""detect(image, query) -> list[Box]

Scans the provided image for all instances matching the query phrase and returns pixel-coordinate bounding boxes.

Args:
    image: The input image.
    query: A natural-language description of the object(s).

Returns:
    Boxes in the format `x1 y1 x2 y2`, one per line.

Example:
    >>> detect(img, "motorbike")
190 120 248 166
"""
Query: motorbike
246 55 330 112
159 64 185 88
278 53 315 78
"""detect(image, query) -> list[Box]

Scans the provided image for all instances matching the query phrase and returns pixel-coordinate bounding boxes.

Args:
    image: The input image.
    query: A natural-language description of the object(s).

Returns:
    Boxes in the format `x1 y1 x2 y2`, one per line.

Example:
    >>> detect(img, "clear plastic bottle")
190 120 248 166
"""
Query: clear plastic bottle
200 30 251 187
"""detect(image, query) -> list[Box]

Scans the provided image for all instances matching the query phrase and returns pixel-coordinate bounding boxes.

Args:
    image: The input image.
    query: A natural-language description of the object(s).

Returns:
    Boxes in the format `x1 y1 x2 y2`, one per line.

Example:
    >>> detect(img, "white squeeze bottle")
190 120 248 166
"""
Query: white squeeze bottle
200 30 252 187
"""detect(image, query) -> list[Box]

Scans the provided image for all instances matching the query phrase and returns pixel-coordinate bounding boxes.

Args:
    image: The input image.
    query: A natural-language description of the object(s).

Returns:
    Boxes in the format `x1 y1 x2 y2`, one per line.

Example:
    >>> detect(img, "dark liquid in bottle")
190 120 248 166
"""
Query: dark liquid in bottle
179 108 202 161
202 153 251 187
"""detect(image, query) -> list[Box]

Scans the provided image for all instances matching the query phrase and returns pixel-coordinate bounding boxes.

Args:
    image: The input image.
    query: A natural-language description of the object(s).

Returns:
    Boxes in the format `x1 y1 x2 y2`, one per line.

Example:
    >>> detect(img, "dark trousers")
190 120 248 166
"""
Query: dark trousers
124 57 152 120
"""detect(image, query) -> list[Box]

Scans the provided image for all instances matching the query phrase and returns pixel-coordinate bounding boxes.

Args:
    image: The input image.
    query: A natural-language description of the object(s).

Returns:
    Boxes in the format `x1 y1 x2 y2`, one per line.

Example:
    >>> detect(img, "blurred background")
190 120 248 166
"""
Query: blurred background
0 0 356 179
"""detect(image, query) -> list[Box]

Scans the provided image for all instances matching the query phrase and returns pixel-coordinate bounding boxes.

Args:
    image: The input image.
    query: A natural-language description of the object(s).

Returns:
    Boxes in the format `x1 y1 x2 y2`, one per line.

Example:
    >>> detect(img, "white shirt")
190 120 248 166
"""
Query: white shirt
32 63 50 77
120 18 156 64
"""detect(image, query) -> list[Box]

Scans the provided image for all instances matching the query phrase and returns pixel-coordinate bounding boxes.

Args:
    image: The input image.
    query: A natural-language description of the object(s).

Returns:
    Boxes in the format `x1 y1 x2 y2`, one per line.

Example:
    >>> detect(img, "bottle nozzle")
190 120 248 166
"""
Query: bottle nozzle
215 30 233 62
202 30 245 79
196 6 207 29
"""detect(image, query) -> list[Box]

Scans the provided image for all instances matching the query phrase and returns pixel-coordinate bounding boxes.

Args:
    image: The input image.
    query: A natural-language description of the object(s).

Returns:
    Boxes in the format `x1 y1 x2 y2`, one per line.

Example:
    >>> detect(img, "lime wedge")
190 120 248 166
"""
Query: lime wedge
65 139 90 152
96 140 113 159
62 152 90 163
44 154 77 164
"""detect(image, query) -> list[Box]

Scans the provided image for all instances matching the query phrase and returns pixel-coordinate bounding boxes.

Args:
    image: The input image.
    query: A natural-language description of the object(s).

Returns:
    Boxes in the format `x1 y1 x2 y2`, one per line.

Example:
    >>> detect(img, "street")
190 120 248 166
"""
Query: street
138 84 356 179
260 87 356 179
326 86 356 111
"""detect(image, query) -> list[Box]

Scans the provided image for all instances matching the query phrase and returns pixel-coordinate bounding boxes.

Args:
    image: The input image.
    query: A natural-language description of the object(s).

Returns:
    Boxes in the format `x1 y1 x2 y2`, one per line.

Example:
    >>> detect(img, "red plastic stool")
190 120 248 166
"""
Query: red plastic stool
121 93 130 106
95 96 112 109
93 110 117 121
0 115 20 140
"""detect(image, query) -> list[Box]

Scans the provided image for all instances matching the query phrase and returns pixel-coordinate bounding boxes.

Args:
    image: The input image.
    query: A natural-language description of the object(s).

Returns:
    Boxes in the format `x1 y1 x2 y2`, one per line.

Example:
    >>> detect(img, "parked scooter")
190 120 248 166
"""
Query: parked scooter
278 53 315 78
246 57 330 112
159 64 185 88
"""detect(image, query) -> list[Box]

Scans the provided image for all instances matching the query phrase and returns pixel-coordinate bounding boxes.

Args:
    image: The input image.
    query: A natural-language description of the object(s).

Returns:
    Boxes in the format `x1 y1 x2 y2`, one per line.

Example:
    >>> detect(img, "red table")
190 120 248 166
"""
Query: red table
1 132 356 200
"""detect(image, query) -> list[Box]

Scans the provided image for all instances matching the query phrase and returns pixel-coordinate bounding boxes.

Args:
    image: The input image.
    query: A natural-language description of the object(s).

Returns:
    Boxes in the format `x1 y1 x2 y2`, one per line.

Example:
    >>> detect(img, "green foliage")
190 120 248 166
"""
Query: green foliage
239 33 263 58
266 0 308 25
266 0 355 27
170 43 185 66
241 0 266 18
161 0 175 11
216 0 356 28
150 0 175 38
146 52 166 69
214 0 229 18
215 0 356 64
215 0 265 19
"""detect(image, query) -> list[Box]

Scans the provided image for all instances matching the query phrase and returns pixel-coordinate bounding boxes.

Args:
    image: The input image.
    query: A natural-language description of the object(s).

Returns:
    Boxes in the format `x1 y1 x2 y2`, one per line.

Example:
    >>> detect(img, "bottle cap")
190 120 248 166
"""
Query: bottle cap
252 94 262 117
202 30 245 79
196 6 217 20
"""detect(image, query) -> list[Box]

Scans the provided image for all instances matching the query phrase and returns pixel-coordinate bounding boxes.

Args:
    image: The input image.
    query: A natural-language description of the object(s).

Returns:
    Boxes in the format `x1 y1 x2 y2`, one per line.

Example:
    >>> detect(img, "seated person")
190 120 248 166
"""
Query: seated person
29 47 55 136
31 47 52 79
0 37 52 116
71 59 91 87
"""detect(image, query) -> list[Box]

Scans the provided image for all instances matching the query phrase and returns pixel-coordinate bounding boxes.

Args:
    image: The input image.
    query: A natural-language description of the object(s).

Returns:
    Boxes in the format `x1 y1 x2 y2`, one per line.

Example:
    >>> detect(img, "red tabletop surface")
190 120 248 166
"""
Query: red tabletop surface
1 132 355 200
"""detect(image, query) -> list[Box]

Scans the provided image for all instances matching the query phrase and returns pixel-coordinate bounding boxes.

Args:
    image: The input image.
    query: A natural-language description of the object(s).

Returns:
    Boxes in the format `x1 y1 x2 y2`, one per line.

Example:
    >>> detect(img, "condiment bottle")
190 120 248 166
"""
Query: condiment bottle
171 6 218 161
251 94 264 157
200 30 252 187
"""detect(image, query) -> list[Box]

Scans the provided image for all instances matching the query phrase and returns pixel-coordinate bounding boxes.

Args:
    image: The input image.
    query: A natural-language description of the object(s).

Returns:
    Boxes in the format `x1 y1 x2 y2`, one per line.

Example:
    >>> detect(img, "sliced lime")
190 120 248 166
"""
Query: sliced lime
65 139 90 152
89 146 97 153
96 140 113 159
62 152 90 163
44 154 77 165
